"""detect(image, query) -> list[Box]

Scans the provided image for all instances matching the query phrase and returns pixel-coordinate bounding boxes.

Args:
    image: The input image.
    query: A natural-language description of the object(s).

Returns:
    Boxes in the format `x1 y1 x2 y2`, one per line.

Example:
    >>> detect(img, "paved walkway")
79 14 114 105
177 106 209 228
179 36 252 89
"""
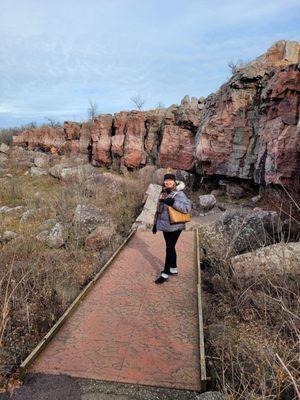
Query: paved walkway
28 230 200 391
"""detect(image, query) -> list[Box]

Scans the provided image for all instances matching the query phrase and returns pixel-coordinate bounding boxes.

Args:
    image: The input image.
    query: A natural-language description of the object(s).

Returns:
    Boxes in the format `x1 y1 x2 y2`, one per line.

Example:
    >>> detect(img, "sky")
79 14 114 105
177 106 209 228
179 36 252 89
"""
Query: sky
0 0 299 128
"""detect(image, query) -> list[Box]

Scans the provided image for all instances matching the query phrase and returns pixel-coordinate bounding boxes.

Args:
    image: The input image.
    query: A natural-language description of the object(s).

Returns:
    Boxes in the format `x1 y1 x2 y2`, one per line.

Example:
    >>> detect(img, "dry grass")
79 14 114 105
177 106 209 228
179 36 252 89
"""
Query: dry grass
202 189 300 399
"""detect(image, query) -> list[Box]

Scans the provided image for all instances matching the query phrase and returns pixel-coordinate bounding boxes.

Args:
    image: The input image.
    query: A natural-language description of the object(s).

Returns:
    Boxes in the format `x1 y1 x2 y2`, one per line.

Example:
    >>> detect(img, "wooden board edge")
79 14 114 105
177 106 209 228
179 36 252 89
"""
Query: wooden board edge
19 227 137 375
195 227 208 391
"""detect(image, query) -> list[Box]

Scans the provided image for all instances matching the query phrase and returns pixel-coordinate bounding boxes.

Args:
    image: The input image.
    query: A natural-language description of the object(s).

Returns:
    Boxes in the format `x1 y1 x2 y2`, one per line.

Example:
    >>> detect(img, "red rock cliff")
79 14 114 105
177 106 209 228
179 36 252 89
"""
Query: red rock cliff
195 40 300 187
13 40 300 188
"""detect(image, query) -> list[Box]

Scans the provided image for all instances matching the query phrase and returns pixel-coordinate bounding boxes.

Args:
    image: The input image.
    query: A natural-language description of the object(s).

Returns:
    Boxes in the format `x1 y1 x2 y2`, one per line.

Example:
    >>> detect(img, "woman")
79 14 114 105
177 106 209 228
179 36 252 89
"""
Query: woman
152 170 192 284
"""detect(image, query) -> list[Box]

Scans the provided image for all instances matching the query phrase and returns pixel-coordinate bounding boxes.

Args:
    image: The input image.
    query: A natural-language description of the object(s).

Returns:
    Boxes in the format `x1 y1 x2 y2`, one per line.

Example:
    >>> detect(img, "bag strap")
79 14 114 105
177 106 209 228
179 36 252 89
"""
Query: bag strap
169 191 178 199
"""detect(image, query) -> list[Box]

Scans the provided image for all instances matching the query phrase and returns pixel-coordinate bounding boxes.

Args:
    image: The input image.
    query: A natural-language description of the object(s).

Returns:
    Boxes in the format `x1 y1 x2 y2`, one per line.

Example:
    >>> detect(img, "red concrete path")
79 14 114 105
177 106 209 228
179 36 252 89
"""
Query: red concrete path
29 230 200 390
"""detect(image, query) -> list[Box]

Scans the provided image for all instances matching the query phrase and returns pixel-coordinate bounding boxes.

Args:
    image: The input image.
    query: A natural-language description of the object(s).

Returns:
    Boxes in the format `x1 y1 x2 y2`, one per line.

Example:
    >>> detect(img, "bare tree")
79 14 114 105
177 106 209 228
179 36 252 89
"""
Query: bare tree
87 99 98 120
227 58 248 74
130 95 146 110
156 101 165 109
44 117 61 127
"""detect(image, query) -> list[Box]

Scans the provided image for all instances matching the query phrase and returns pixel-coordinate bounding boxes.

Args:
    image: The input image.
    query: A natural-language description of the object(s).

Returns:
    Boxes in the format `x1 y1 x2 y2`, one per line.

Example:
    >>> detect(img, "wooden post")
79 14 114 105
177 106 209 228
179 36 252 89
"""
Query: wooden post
195 227 208 391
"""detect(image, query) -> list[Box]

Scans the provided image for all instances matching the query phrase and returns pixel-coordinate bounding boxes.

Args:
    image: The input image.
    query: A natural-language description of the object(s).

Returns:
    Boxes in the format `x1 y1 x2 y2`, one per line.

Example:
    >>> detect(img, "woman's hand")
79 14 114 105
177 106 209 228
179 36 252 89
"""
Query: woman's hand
164 197 175 206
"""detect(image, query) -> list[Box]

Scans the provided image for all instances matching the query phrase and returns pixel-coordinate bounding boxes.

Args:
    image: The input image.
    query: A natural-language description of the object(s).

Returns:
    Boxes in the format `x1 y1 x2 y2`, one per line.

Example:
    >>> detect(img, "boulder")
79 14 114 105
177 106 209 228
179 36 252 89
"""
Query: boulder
0 231 19 243
219 181 244 199
9 147 36 167
198 209 282 262
49 164 94 182
137 165 156 183
218 209 281 253
0 143 10 154
231 242 300 279
30 166 48 177
73 204 106 233
34 153 50 168
0 154 8 164
84 224 116 250
199 194 216 212
46 222 68 248
20 210 35 223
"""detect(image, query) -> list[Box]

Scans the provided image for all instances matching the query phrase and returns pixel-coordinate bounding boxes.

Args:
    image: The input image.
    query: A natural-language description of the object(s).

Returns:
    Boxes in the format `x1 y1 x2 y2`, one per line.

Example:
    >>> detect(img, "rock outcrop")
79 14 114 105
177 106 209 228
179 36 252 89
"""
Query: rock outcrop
195 40 300 188
231 241 300 279
12 40 300 189
13 98 200 173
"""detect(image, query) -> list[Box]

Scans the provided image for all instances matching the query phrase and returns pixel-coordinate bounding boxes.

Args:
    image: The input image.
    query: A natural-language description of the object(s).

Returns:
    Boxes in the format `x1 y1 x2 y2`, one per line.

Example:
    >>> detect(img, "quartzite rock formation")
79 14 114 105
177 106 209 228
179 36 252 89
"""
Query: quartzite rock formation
13 40 300 188
195 40 300 188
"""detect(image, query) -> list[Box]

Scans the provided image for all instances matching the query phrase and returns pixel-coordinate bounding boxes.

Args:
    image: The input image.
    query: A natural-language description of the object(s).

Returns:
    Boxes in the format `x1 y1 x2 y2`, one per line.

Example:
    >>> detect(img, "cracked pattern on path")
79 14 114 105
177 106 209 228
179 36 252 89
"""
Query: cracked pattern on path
29 230 200 390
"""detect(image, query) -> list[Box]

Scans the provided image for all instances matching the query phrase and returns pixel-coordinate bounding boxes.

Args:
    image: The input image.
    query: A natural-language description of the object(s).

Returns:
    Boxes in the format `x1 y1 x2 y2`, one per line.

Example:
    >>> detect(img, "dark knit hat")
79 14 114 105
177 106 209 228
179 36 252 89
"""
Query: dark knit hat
163 173 176 181
163 167 176 182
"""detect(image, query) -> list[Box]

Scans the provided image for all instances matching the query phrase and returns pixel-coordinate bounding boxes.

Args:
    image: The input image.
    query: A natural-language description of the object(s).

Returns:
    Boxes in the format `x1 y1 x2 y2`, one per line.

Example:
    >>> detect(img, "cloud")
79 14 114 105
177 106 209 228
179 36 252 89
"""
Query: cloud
0 0 299 127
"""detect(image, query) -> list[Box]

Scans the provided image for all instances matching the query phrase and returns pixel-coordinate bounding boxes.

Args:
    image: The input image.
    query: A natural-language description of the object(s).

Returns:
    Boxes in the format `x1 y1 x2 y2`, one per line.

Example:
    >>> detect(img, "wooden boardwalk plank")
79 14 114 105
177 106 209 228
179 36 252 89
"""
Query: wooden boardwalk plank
27 230 201 391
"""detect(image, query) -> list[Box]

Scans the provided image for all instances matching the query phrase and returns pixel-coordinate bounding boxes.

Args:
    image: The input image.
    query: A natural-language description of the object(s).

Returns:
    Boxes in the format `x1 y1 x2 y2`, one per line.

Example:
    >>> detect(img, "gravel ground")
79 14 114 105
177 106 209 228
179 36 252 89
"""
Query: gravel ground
0 373 222 400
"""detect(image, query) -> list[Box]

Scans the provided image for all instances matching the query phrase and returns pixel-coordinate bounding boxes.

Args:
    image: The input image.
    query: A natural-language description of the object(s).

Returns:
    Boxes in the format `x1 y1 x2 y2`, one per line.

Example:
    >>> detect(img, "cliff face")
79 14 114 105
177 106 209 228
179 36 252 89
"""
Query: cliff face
13 98 201 172
13 40 300 188
195 40 300 187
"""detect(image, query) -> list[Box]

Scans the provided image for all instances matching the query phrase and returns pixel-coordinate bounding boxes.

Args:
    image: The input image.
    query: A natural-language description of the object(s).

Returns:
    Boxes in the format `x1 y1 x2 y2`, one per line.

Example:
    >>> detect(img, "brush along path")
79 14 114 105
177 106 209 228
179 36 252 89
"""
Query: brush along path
27 230 200 391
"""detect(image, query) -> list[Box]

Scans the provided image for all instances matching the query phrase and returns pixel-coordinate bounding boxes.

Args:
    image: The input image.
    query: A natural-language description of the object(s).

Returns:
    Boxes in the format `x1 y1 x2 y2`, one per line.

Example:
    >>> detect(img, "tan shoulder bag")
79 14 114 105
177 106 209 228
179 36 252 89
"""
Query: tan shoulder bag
167 192 191 224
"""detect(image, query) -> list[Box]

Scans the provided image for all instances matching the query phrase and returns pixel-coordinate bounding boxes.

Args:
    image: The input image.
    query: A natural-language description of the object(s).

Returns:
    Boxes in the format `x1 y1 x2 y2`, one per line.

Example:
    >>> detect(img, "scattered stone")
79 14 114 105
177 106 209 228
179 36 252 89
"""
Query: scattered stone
20 209 35 223
199 194 216 212
46 222 68 248
0 143 10 154
34 154 50 168
251 194 262 203
73 204 106 233
30 166 48 177
0 205 23 215
0 154 8 164
0 231 19 243
85 224 116 251
196 392 226 400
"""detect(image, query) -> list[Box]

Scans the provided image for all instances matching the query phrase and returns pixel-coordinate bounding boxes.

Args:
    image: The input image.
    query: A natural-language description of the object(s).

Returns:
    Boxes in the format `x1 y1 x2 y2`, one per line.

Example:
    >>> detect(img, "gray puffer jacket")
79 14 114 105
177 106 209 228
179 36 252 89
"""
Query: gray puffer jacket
155 180 192 232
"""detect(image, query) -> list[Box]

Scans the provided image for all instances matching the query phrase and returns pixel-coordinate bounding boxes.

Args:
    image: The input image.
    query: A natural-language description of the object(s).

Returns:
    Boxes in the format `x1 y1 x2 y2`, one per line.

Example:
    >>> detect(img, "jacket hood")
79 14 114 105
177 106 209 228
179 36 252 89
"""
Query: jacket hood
174 180 185 191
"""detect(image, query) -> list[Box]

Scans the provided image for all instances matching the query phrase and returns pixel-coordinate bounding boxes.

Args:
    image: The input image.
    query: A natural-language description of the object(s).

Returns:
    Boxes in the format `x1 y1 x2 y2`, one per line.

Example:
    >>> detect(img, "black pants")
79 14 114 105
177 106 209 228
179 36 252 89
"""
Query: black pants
162 230 182 274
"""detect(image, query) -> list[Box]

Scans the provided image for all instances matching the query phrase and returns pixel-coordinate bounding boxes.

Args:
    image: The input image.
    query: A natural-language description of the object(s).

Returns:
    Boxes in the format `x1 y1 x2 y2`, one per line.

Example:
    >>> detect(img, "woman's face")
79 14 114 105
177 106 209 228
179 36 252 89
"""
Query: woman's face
164 179 176 189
